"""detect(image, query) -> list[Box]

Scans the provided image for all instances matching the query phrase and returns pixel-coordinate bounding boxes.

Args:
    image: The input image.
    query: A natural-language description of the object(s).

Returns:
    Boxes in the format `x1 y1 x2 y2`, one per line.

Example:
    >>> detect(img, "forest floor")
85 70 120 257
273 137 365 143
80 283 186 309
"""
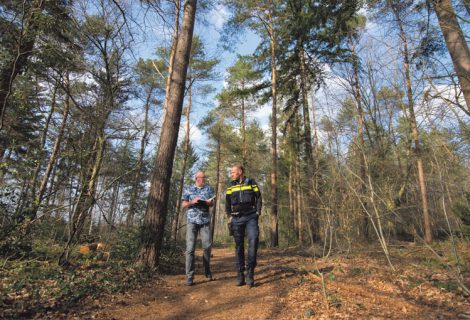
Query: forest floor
67 242 469 320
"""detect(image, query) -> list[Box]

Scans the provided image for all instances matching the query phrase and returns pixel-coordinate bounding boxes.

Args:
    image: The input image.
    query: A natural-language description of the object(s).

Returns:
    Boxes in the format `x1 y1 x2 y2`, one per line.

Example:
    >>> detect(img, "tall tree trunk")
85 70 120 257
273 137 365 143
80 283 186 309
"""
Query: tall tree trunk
0 0 45 127
311 95 320 190
298 43 319 242
33 84 70 217
295 118 303 243
365 61 381 146
171 80 192 241
288 162 295 238
392 4 432 243
432 0 470 112
127 86 153 226
108 182 120 231
30 86 57 200
60 132 107 264
350 35 369 239
267 8 279 247
139 0 197 269
210 133 222 241
241 82 247 165
296 154 303 243
299 45 314 169
161 0 181 125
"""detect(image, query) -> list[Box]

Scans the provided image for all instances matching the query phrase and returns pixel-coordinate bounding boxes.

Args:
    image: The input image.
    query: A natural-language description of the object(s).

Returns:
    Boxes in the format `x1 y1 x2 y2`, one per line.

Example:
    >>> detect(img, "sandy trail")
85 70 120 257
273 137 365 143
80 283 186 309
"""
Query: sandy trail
86 247 469 320
93 247 292 320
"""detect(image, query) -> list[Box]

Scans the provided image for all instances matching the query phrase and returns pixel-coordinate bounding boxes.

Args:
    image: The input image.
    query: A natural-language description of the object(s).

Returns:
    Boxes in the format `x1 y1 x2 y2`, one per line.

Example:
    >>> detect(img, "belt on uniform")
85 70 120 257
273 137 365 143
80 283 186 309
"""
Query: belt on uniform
231 210 256 217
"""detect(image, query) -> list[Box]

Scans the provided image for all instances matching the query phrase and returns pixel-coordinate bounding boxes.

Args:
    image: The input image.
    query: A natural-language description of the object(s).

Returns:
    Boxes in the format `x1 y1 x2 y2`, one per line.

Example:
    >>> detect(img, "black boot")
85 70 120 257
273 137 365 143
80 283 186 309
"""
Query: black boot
247 268 254 287
236 270 245 286
205 267 213 281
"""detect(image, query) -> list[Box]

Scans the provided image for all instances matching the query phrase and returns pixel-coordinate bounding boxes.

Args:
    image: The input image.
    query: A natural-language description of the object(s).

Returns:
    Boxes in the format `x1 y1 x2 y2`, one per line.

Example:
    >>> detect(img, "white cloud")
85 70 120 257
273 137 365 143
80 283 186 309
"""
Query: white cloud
177 121 204 147
253 104 271 132
210 4 229 30
190 124 203 145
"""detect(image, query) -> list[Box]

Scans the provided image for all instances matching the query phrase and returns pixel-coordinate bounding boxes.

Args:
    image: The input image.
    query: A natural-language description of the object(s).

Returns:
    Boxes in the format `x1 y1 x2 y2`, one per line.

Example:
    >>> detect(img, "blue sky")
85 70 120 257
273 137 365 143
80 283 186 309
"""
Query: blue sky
180 5 265 153
129 2 468 165
126 3 264 159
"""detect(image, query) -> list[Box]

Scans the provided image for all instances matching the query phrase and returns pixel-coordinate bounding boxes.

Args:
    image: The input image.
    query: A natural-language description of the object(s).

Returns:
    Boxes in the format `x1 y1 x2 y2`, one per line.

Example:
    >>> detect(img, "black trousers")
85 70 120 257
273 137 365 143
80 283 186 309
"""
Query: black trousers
232 213 259 271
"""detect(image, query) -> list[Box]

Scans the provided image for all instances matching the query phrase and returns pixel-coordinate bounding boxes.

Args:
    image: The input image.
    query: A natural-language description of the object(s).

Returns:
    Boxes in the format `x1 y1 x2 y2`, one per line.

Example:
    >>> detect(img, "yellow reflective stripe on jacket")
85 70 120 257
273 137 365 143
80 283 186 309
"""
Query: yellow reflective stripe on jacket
226 184 258 195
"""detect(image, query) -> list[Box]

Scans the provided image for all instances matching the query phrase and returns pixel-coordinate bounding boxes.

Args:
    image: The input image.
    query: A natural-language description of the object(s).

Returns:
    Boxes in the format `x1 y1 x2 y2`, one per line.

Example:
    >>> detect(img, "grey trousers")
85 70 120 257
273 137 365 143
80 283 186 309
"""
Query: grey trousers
185 222 212 279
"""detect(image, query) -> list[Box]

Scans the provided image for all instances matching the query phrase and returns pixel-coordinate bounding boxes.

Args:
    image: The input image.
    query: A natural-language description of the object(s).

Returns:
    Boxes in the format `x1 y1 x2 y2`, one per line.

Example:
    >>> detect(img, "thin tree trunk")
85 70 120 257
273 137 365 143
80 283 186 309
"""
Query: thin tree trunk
127 86 153 226
108 182 120 231
59 132 106 264
30 86 57 200
161 0 181 125
296 162 303 244
210 134 221 241
267 8 278 247
215 152 224 238
432 0 470 112
139 0 197 269
299 43 319 242
295 120 303 243
311 95 320 190
288 162 295 237
392 4 432 243
11 78 43 209
299 45 314 169
350 35 369 239
33 81 70 217
241 83 247 165
365 61 381 146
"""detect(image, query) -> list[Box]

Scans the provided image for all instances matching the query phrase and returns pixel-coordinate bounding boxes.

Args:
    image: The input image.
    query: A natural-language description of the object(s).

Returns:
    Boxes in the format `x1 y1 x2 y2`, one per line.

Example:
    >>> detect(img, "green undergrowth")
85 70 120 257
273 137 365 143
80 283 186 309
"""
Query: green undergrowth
0 254 152 319
0 227 185 319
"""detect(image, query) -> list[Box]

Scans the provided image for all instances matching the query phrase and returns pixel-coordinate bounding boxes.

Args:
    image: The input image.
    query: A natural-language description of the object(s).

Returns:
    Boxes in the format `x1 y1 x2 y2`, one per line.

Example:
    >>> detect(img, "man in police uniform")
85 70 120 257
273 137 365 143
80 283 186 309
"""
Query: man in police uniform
226 164 262 287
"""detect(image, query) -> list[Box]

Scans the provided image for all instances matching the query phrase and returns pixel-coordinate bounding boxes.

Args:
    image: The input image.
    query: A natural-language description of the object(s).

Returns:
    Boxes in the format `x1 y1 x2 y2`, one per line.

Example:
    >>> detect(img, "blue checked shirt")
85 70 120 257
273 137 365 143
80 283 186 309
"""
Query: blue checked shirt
182 184 214 225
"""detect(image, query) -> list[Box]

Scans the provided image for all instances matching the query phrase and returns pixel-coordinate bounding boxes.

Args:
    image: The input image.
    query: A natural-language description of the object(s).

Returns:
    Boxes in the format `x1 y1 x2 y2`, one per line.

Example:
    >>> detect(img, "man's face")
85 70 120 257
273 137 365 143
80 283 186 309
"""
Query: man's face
195 173 206 187
231 166 242 181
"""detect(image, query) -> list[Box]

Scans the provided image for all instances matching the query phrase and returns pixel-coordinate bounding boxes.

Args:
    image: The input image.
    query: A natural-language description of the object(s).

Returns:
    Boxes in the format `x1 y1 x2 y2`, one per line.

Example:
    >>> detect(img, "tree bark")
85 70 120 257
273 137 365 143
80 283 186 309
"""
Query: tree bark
432 0 470 112
294 118 303 243
161 0 181 126
350 35 369 239
241 81 247 165
210 134 221 241
298 43 319 242
267 7 279 247
288 162 295 241
34 84 70 216
296 153 303 243
171 80 192 241
30 86 57 201
59 131 107 264
392 3 432 243
127 86 153 226
299 45 314 168
139 0 197 269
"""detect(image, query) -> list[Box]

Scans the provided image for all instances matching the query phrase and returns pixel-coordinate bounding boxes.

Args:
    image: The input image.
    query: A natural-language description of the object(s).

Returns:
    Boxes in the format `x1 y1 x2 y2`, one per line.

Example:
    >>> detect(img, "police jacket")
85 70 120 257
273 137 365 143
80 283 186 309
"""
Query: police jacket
226 177 262 217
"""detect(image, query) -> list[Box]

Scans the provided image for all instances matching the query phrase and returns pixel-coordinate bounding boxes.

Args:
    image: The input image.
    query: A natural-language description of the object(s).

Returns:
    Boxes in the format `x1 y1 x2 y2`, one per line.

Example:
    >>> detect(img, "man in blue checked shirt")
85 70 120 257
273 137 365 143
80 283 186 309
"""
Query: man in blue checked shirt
181 170 215 286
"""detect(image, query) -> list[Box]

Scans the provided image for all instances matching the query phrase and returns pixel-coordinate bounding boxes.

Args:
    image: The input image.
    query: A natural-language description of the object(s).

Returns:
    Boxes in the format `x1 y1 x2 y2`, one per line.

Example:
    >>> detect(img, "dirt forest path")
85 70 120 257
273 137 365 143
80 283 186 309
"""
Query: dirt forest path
85 246 469 320
92 247 291 320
